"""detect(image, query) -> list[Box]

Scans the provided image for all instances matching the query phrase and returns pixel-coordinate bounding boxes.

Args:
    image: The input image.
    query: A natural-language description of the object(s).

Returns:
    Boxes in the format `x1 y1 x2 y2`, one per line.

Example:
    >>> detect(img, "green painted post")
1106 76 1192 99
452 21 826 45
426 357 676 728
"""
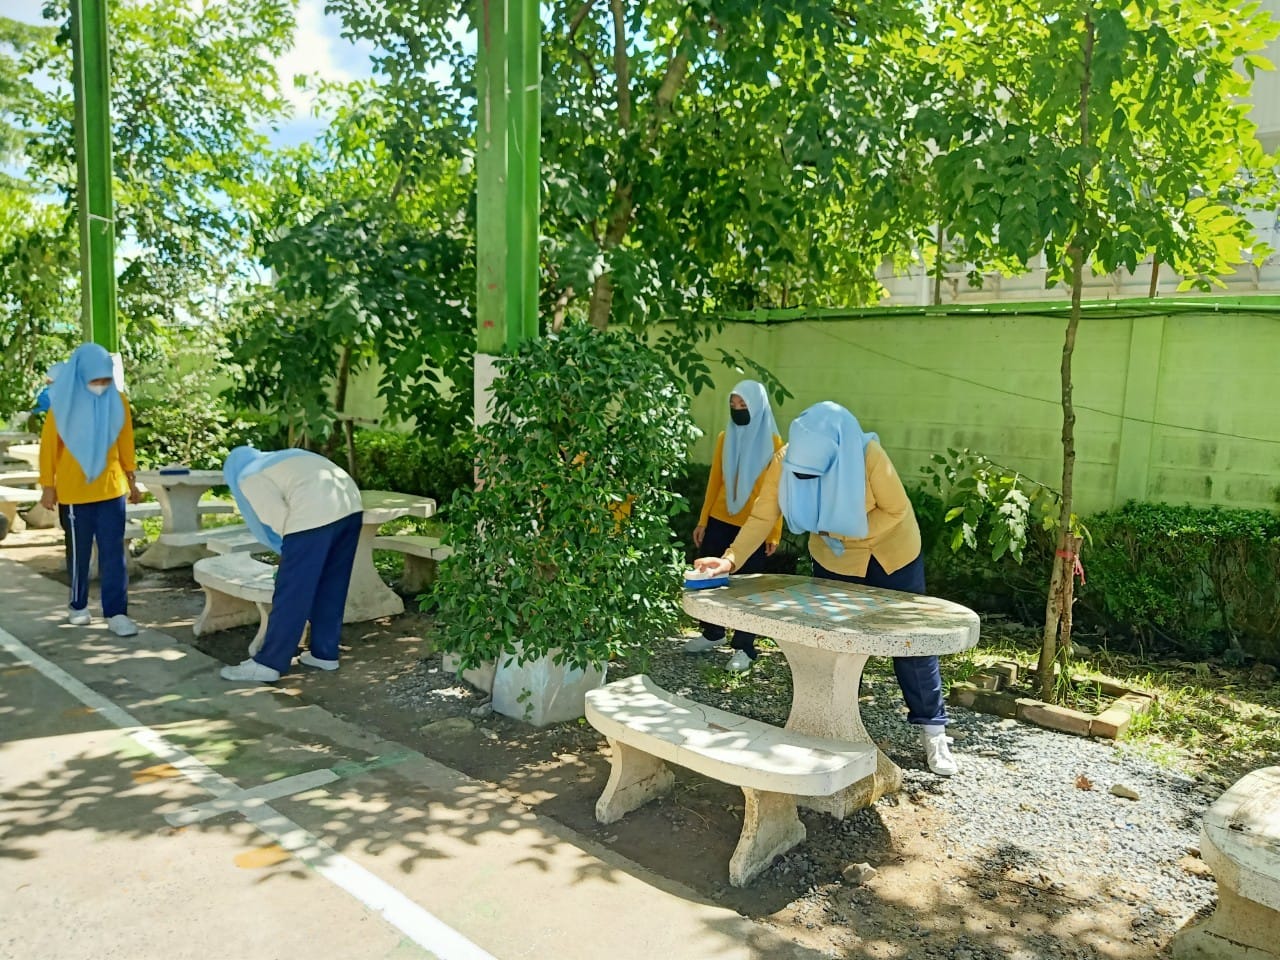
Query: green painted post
475 0 508 357
70 0 119 351
505 0 540 348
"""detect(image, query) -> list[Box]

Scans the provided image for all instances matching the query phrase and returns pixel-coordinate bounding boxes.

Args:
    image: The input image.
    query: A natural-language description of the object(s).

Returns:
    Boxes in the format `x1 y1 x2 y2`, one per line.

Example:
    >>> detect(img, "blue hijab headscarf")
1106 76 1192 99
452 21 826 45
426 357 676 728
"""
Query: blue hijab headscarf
223 446 315 552
48 345 124 483
779 402 879 555
721 380 780 515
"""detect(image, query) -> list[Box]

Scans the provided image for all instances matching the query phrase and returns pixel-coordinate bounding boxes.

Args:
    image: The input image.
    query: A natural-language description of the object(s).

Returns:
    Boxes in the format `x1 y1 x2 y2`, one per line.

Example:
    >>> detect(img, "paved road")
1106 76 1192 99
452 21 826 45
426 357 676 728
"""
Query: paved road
0 556 826 960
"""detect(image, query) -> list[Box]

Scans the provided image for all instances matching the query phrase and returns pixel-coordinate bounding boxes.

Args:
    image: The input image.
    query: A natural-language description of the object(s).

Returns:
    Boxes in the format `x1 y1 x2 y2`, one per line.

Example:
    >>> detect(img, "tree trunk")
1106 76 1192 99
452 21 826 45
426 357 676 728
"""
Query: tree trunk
585 28 689 329
1039 16 1094 703
1148 254 1160 298
932 224 945 306
329 343 353 469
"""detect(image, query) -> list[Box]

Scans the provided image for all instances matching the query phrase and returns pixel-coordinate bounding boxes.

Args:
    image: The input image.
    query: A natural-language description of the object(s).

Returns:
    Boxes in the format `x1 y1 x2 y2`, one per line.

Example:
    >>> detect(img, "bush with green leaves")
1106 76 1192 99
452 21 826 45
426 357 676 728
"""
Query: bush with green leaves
1079 503 1280 662
431 326 699 671
350 429 473 505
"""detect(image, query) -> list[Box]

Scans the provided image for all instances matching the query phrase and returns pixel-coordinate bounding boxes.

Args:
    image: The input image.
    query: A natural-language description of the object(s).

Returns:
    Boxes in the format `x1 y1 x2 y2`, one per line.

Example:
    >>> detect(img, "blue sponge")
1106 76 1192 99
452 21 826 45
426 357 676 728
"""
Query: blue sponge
683 574 729 590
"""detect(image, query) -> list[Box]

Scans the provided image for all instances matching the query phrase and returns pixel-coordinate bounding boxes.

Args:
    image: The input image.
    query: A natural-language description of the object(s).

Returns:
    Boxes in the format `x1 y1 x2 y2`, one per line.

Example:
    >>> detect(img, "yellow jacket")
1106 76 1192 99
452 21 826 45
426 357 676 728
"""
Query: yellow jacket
723 439 920 577
39 398 138 505
698 431 785 545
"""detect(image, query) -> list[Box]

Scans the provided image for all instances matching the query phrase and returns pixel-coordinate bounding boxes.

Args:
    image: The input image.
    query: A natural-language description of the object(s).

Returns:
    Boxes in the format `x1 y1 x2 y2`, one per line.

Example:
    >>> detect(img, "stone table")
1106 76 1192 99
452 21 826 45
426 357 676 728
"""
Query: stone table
344 490 437 622
135 469 228 569
683 573 980 817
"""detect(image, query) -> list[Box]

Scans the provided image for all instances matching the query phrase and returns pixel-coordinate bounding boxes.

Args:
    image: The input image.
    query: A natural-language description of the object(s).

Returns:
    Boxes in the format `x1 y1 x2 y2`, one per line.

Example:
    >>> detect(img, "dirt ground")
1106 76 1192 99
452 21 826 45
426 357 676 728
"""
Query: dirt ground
5 527 1207 960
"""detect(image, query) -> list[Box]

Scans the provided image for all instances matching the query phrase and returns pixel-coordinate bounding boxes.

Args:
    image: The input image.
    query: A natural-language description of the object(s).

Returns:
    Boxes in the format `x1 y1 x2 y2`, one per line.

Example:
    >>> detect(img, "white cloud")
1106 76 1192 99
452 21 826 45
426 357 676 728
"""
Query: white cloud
274 0 374 118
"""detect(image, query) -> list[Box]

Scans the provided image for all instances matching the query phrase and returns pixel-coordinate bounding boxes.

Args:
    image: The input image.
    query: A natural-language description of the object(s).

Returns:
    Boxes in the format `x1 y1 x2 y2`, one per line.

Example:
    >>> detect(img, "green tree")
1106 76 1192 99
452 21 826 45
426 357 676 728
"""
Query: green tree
224 80 474 452
913 0 1279 697
0 0 295 420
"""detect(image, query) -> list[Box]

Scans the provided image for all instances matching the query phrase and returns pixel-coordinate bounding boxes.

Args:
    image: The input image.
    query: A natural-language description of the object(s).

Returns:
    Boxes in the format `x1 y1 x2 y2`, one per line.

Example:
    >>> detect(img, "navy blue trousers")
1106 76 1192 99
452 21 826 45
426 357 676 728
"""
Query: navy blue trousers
699 515 769 656
812 554 948 726
252 513 362 674
60 496 128 617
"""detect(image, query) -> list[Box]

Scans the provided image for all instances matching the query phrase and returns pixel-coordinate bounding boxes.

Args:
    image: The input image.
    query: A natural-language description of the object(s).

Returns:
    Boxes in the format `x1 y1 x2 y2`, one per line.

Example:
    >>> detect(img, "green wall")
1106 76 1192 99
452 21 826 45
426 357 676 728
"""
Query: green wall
686 309 1280 514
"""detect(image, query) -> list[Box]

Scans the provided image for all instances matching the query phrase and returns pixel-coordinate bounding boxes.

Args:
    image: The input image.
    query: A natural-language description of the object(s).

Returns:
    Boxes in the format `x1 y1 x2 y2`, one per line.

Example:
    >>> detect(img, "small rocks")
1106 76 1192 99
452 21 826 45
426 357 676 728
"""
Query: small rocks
841 862 877 885
1109 783 1140 800
470 700 494 718
1178 854 1214 879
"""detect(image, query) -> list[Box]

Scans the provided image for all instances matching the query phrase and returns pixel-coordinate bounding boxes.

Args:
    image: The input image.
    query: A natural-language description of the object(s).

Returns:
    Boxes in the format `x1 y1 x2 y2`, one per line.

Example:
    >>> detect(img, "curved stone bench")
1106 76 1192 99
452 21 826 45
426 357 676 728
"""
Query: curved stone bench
372 534 453 593
585 674 876 887
1174 765 1280 960
192 553 276 656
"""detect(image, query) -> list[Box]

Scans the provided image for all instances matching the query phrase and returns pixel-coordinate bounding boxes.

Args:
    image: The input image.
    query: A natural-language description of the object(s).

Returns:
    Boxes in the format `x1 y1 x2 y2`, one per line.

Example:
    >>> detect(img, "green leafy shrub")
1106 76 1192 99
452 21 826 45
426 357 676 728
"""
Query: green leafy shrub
351 429 472 505
431 326 699 671
1080 503 1280 662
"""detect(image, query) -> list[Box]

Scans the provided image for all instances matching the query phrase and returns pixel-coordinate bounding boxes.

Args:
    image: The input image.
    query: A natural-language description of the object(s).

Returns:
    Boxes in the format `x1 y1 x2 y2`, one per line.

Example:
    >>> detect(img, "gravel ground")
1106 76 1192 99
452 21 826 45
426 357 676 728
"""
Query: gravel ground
386 633 1222 958
632 638 1220 956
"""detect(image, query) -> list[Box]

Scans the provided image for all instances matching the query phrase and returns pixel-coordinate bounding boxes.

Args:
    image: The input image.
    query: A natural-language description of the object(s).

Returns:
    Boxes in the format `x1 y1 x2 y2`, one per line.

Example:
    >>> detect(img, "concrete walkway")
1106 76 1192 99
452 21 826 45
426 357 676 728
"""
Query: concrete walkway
0 556 826 960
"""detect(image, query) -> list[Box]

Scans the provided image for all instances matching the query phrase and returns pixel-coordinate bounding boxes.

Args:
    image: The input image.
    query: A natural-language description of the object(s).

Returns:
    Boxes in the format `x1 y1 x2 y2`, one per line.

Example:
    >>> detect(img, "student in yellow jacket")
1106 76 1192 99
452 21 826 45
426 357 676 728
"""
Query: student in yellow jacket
38 343 143 637
694 401 958 776
683 380 784 672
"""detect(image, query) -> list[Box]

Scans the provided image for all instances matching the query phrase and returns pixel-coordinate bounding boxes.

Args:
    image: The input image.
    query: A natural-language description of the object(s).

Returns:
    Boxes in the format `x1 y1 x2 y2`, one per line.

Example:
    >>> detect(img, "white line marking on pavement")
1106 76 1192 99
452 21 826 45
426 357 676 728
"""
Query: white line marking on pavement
0 626 499 960
165 768 342 826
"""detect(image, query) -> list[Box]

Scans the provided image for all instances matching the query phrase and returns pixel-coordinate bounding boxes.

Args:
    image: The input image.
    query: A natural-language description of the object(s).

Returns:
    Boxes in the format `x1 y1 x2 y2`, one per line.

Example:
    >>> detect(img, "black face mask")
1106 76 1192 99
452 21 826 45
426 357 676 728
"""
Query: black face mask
730 408 751 426
792 472 819 480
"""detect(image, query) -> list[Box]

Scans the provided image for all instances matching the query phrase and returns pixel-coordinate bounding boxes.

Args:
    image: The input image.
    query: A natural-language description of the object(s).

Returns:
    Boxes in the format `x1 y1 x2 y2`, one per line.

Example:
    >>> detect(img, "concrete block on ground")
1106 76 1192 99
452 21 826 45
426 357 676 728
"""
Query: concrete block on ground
492 649 606 726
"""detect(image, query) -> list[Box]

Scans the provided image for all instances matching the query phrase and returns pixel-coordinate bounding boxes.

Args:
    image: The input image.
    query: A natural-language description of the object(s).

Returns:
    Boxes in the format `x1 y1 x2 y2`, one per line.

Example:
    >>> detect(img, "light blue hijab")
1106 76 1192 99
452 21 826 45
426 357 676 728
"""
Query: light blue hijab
721 380 780 514
223 446 315 552
48 345 124 483
779 402 879 555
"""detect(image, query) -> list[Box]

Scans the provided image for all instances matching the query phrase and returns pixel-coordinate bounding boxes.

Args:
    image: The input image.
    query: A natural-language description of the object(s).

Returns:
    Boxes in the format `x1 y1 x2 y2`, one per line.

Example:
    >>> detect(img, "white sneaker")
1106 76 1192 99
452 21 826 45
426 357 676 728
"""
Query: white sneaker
726 650 754 673
299 651 339 671
682 635 724 653
67 607 91 626
107 614 139 637
220 658 281 683
922 726 959 776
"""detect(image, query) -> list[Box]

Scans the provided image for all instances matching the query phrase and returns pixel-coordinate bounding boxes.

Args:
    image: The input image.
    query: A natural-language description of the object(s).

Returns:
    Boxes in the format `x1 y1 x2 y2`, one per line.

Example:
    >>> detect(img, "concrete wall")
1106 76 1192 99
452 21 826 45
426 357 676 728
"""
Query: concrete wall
686 307 1280 514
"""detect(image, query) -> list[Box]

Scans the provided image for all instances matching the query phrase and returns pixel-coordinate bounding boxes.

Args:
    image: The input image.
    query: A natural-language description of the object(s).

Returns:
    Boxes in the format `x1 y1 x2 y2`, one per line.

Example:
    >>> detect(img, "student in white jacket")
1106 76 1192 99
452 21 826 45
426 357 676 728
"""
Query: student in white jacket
218 447 363 683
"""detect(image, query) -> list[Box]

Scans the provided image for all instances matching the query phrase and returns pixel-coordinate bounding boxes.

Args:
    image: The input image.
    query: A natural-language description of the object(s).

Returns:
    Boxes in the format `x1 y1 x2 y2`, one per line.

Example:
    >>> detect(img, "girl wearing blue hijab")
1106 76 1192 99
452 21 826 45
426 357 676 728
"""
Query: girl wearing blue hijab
217 446 364 683
684 381 783 671
38 343 143 637
693 401 959 776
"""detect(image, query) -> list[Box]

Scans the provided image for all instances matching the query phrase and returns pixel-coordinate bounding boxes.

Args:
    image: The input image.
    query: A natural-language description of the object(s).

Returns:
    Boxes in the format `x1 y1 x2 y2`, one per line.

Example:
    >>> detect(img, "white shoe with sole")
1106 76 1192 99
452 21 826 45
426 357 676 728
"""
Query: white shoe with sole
107 614 139 637
681 635 724 653
67 607 91 626
726 650 754 673
299 651 339 671
220 658 281 683
922 726 959 776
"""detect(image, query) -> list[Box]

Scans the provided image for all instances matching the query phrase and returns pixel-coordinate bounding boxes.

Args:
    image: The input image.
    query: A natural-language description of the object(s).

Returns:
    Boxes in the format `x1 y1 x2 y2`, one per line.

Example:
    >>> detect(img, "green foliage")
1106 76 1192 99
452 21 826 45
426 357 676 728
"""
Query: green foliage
350 429 472 505
126 328 255 470
1081 503 1280 662
431 326 699 672
923 449 1087 563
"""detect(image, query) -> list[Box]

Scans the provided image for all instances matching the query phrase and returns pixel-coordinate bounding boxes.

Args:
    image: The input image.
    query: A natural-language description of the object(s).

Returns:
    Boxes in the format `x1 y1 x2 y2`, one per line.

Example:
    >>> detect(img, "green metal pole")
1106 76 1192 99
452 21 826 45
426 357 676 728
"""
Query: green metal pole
475 0 508 357
505 0 540 348
70 0 119 351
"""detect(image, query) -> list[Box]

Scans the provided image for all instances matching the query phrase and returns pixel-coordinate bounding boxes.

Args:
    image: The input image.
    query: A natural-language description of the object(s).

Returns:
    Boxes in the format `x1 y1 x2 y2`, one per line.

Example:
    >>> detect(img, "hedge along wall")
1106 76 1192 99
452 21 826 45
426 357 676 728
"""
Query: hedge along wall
683 300 1280 514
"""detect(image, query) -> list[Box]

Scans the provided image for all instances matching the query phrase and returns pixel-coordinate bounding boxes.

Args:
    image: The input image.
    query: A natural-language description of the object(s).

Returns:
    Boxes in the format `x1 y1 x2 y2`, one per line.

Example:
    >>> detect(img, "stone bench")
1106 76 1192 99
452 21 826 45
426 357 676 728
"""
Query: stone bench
0 485 40 540
585 674 877 886
192 553 277 655
0 471 39 488
1173 765 1280 960
372 534 453 592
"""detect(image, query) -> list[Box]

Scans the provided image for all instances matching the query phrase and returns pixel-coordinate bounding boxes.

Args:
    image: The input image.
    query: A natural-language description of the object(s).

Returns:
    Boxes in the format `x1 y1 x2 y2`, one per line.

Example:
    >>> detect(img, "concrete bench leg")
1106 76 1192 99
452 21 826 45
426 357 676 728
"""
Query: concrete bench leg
594 739 675 824
1173 882 1280 960
729 788 807 888
246 604 273 658
194 588 262 638
400 554 438 594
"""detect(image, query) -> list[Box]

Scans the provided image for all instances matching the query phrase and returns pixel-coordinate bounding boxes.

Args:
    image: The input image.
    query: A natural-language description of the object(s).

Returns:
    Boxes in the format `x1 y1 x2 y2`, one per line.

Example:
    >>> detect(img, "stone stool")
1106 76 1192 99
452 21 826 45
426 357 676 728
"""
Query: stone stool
1174 765 1280 960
